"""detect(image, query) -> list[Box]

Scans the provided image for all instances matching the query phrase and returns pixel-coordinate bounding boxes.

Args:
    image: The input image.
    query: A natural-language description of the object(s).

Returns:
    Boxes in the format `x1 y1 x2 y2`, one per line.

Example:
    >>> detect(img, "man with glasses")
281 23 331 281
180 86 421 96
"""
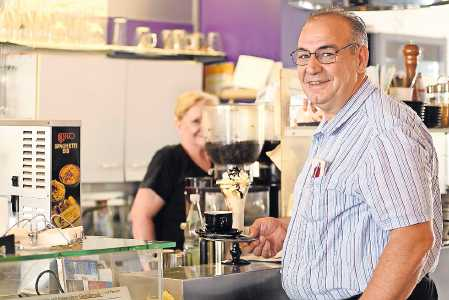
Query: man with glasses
246 9 441 300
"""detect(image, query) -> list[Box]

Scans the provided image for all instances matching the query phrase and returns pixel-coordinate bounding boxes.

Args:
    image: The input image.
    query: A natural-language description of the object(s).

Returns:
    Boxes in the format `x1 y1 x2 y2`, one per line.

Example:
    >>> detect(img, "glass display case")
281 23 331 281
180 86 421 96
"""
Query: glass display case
0 236 175 299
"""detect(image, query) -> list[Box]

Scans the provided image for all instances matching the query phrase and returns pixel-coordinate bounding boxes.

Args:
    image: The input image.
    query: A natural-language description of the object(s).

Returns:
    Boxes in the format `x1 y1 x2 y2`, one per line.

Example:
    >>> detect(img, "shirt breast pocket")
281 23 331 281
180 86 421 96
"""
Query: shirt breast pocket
298 176 340 222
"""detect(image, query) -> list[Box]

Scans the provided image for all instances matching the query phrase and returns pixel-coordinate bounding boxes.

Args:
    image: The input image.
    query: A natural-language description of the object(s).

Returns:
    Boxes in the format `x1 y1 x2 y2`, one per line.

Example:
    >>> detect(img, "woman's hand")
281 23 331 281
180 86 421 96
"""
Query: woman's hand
243 217 288 258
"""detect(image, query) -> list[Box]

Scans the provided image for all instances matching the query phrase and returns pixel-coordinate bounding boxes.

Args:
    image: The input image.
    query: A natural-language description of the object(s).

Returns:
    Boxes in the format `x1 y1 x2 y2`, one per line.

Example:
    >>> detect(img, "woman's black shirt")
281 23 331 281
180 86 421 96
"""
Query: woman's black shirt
140 144 209 249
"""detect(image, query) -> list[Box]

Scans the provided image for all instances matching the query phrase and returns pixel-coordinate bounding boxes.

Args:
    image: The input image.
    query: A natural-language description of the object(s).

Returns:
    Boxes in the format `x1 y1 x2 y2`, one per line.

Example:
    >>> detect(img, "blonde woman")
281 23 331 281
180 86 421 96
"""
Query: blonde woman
130 91 218 249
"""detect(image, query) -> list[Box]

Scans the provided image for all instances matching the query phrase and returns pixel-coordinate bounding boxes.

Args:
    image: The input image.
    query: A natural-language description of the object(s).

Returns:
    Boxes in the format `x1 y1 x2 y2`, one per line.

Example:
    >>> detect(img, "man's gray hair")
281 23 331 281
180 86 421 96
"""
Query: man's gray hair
308 9 368 47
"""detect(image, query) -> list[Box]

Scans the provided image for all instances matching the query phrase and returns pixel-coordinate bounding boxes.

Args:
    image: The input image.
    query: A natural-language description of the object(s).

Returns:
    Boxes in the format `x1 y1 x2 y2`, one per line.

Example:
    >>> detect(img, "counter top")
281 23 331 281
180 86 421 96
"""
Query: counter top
163 262 288 300
164 261 281 280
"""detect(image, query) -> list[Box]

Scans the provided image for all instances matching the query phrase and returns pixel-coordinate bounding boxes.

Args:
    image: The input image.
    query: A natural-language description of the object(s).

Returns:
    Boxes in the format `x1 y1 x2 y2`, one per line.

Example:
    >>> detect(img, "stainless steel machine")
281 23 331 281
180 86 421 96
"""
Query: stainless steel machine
163 262 288 300
0 120 81 234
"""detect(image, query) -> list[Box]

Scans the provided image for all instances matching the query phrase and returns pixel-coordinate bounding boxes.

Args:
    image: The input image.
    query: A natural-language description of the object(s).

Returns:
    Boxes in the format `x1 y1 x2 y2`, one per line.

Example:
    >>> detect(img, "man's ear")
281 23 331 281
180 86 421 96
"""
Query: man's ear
357 46 369 73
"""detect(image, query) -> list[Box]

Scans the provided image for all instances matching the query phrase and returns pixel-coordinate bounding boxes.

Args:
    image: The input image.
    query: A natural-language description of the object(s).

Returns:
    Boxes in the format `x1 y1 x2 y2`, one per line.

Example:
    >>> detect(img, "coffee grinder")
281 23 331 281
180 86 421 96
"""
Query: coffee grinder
199 103 265 265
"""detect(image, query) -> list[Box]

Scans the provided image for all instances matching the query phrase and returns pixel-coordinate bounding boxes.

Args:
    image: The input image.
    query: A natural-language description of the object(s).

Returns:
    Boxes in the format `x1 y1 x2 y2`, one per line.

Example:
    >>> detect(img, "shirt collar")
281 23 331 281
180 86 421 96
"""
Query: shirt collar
313 78 376 137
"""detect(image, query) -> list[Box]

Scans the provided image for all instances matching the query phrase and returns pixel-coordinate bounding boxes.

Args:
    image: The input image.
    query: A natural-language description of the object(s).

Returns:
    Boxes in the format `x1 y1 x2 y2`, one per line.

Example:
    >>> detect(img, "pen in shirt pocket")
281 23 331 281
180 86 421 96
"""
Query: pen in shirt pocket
312 158 327 178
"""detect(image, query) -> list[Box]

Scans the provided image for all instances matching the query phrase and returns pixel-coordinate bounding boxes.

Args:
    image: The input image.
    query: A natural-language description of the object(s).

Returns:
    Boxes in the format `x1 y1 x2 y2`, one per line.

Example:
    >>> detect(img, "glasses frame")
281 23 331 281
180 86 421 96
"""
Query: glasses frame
290 42 358 66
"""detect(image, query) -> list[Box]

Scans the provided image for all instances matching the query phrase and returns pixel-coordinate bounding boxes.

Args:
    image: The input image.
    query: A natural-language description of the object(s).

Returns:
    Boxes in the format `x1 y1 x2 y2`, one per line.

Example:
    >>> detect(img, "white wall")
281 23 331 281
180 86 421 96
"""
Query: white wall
356 6 449 74
108 0 193 23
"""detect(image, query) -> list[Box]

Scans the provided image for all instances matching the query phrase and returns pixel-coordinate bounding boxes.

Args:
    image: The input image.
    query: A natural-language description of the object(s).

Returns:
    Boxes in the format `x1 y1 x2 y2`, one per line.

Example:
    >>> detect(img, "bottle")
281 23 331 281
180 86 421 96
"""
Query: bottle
403 43 420 88
412 73 426 102
427 85 436 103
441 82 449 128
183 193 203 265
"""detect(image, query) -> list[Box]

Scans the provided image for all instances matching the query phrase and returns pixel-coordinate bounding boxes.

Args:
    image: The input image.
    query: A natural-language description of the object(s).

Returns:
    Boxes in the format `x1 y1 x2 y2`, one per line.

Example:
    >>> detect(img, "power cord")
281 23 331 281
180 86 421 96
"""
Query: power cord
2 214 48 237
34 269 65 295
3 213 76 244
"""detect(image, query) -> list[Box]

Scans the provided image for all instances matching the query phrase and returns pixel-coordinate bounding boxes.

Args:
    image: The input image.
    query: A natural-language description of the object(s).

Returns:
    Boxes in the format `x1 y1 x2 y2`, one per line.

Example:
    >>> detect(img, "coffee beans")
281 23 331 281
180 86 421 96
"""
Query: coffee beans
205 141 261 165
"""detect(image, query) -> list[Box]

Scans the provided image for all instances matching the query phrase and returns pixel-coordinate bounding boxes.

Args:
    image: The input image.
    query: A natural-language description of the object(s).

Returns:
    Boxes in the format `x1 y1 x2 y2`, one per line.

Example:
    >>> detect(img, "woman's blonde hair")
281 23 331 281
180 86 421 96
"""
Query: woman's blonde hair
174 91 219 121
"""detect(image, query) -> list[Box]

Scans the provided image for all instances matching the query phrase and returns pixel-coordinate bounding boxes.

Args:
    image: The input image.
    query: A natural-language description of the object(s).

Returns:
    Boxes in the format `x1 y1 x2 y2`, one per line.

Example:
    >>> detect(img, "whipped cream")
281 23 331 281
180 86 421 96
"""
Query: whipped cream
217 168 250 230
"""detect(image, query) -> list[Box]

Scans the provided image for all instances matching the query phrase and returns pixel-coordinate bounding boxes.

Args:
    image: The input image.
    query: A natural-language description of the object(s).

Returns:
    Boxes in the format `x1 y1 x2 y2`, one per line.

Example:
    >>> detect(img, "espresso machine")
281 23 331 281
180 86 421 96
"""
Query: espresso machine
197 103 265 265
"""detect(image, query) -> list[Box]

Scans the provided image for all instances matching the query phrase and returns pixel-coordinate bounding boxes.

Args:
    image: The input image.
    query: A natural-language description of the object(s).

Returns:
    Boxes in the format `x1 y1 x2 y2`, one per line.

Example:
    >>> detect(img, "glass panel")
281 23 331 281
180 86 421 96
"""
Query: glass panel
0 249 163 299
0 236 175 263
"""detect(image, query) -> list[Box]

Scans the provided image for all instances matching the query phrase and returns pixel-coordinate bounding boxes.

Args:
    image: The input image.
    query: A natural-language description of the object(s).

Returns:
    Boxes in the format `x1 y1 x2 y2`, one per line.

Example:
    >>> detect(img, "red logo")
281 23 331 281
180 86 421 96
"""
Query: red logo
57 132 76 144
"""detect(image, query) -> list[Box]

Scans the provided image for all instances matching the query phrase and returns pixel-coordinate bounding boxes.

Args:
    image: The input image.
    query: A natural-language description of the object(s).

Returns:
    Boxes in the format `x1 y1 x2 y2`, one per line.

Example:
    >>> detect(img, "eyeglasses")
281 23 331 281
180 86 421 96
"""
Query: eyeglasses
290 43 358 66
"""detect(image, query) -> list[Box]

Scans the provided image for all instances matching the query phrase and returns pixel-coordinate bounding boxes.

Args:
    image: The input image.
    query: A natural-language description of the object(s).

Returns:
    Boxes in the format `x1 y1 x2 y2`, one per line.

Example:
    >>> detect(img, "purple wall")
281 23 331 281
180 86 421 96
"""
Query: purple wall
200 0 282 62
105 1 309 66
281 2 310 67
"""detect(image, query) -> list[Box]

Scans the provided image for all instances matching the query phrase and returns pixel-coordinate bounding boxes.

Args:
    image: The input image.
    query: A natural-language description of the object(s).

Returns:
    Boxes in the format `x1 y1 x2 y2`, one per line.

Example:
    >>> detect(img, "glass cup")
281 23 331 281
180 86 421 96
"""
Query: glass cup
112 17 127 46
137 32 157 49
172 29 187 50
85 18 107 46
134 27 157 49
160 29 173 49
207 32 223 52
134 26 149 45
186 32 204 51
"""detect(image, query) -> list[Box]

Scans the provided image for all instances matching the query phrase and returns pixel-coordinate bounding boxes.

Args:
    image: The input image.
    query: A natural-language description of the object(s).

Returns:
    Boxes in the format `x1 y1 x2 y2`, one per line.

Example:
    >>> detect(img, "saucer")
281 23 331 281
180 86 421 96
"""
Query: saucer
196 228 241 238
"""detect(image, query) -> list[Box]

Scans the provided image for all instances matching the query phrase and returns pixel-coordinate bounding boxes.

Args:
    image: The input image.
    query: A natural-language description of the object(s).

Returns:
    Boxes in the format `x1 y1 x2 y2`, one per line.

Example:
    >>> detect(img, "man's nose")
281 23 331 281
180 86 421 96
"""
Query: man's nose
305 54 322 74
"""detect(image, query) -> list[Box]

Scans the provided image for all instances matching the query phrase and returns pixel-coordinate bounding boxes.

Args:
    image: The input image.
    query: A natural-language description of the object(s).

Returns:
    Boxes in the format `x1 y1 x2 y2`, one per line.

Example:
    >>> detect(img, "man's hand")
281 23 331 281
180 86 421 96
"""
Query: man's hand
243 217 288 258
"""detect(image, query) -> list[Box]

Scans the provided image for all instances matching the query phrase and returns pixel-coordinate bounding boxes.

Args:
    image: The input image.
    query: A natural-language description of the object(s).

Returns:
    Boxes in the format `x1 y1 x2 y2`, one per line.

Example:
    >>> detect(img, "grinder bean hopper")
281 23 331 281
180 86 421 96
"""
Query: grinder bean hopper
201 103 265 265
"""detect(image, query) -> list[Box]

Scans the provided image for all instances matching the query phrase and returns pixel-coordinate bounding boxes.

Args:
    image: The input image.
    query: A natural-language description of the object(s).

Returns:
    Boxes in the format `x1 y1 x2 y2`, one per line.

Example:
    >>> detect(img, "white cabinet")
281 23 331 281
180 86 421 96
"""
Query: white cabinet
6 52 203 183
124 60 202 182
37 53 127 183
430 131 447 193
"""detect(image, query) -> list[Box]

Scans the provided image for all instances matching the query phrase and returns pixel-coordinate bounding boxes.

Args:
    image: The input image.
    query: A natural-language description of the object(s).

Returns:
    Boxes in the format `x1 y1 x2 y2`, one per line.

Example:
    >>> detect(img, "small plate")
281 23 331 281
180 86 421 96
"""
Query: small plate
196 228 242 238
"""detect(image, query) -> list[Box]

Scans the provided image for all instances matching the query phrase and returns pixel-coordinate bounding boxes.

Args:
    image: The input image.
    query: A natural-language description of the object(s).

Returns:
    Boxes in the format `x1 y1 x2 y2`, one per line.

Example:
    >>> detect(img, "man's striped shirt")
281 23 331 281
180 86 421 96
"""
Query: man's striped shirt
282 79 443 299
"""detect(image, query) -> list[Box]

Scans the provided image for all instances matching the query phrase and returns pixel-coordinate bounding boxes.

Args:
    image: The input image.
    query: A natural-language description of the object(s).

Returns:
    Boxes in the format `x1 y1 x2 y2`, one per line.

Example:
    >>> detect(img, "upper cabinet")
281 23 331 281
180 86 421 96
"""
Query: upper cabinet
124 60 203 182
5 51 203 183
37 53 127 183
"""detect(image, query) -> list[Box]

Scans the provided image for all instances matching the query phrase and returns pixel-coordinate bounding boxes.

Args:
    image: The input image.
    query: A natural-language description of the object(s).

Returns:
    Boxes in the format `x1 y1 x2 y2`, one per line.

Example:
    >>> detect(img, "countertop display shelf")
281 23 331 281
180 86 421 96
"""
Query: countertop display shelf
0 41 226 63
0 236 175 263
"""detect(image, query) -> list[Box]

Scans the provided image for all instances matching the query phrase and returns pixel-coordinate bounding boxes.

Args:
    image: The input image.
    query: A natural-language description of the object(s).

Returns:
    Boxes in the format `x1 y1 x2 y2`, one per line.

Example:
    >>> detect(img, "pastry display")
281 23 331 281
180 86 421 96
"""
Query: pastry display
59 164 80 186
51 179 66 202
53 196 81 228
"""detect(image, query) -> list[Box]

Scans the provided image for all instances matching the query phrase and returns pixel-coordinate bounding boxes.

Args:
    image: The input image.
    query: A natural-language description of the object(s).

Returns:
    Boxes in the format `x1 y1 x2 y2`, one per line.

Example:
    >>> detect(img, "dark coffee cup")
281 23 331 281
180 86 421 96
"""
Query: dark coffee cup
204 211 233 233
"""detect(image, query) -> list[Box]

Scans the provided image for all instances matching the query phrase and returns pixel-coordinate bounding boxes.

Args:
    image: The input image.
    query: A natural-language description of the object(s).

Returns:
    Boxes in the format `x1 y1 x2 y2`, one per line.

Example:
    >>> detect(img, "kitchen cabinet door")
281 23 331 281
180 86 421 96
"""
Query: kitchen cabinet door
37 53 127 183
431 131 448 193
124 60 203 182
